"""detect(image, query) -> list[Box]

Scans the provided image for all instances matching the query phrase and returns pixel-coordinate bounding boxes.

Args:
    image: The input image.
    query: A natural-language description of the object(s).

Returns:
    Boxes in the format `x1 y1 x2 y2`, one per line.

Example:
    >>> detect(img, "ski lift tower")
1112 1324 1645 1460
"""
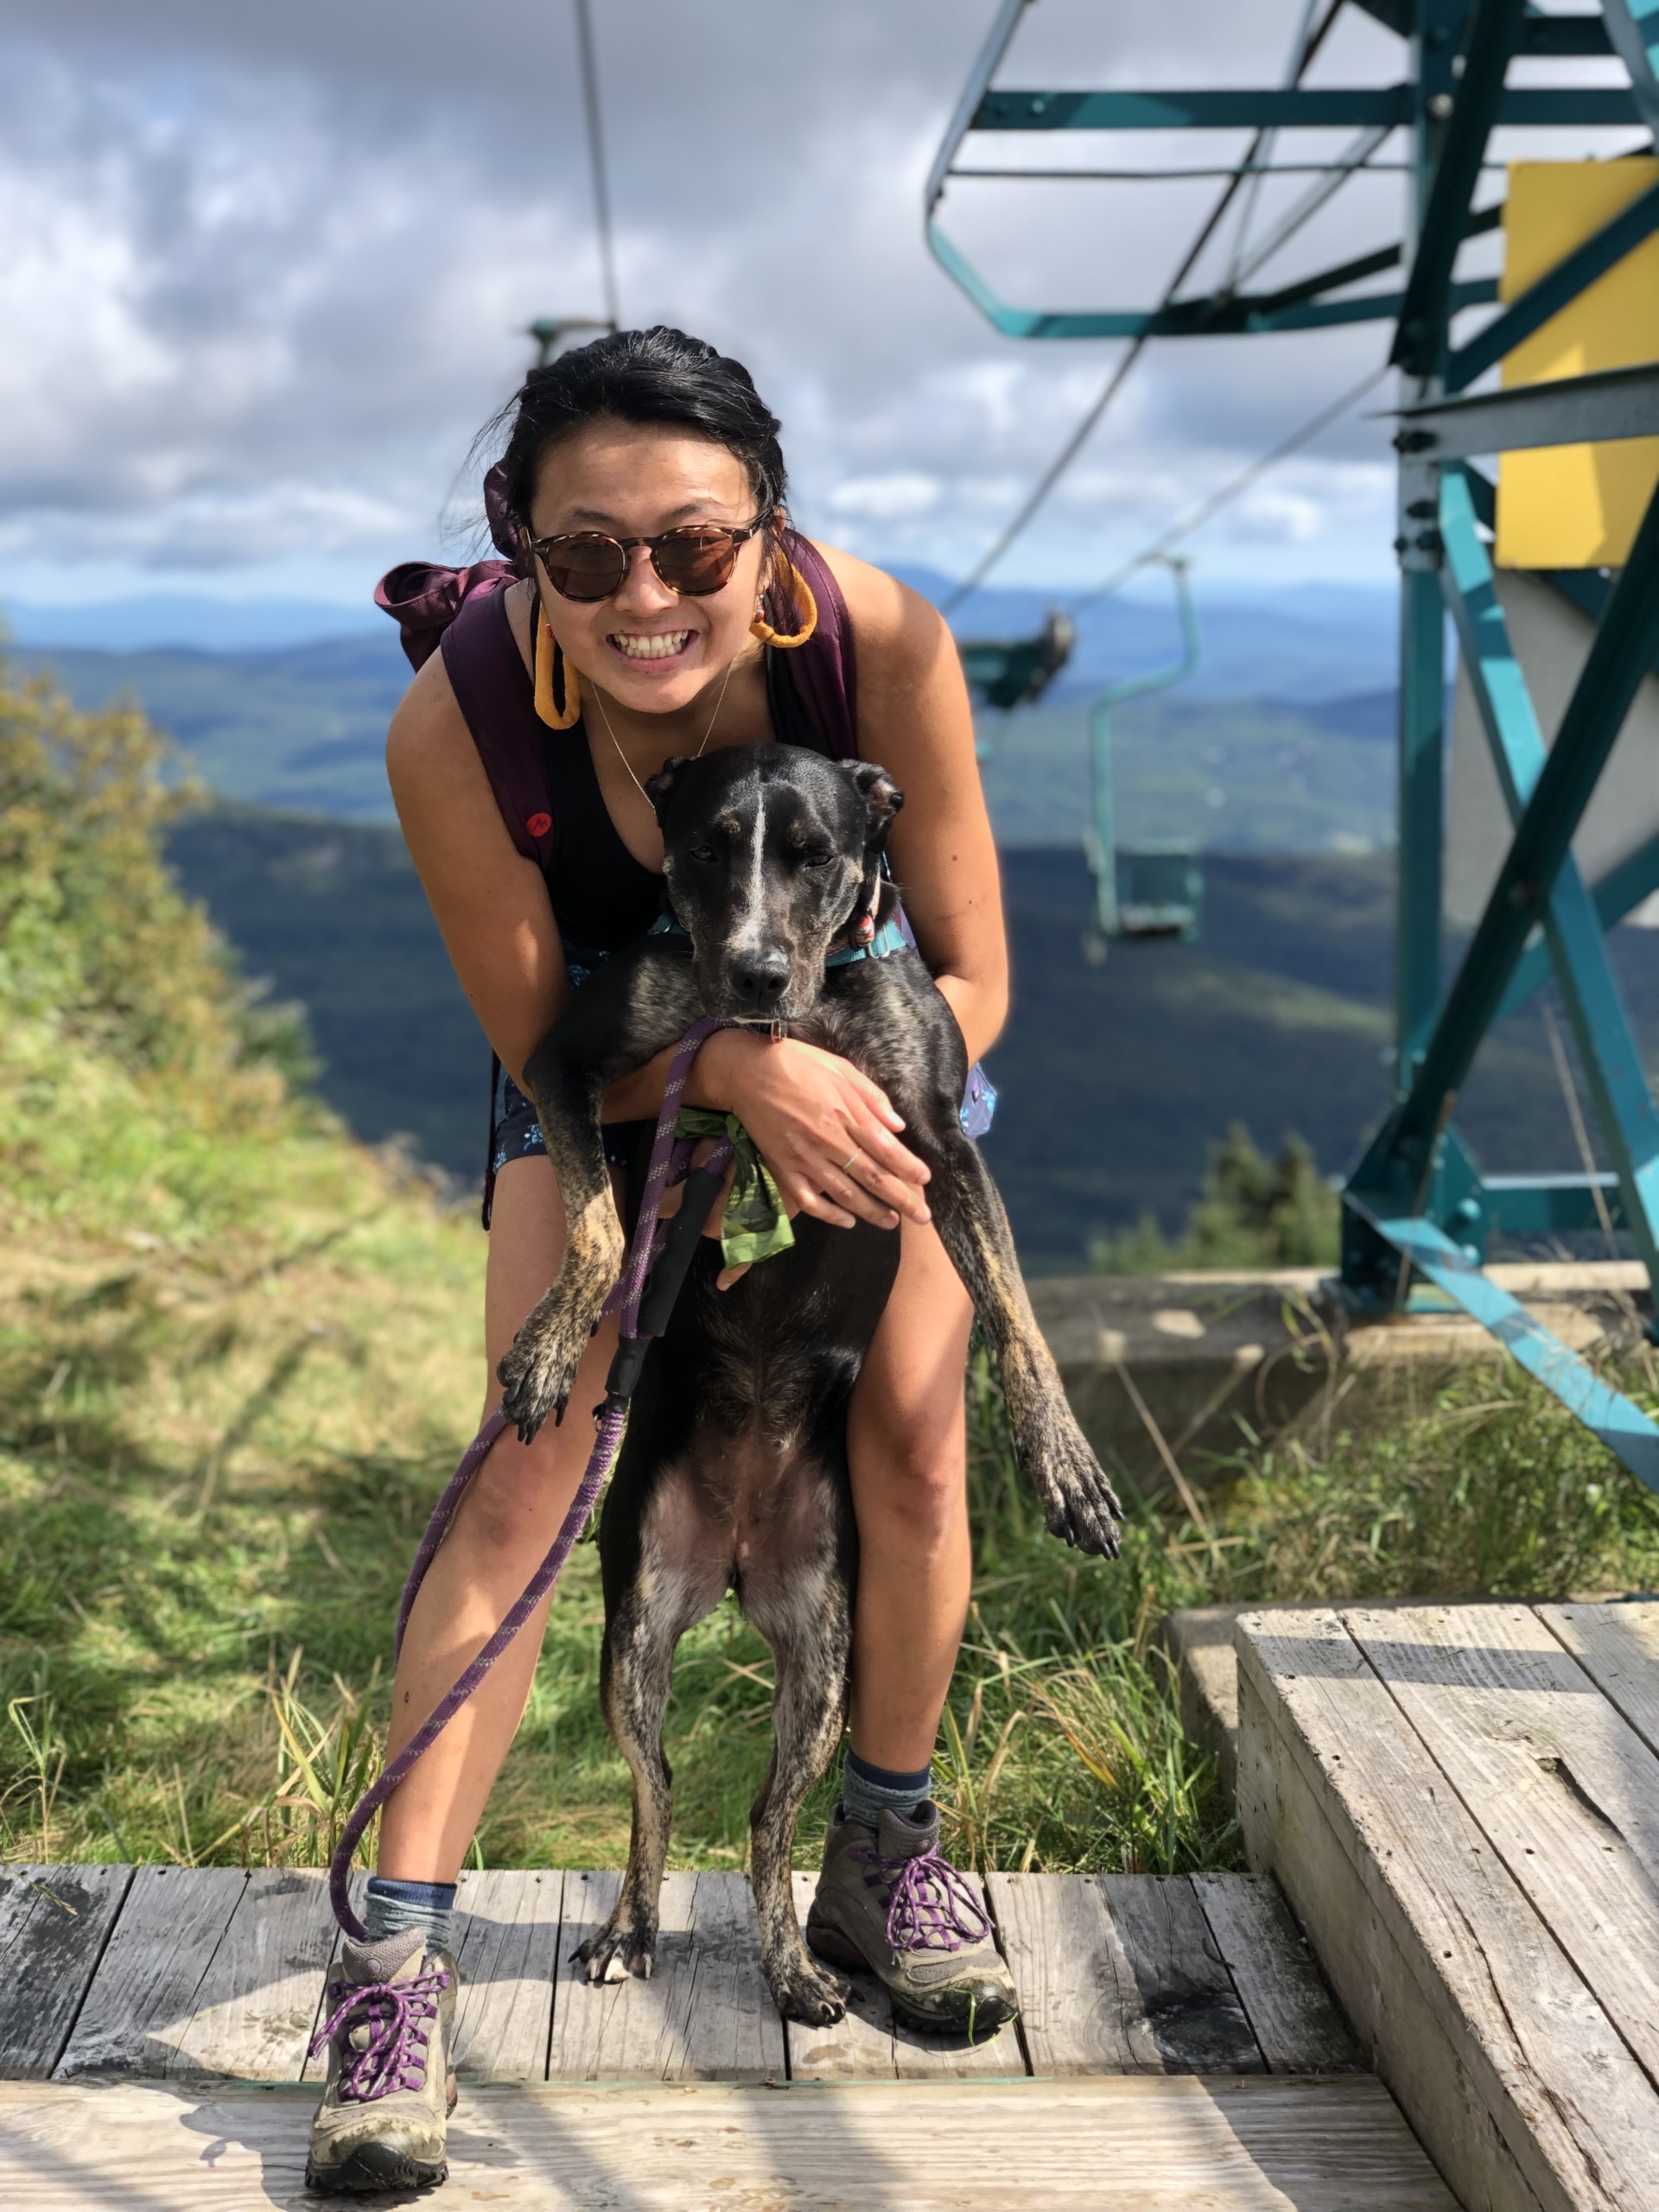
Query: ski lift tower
927 0 1659 1490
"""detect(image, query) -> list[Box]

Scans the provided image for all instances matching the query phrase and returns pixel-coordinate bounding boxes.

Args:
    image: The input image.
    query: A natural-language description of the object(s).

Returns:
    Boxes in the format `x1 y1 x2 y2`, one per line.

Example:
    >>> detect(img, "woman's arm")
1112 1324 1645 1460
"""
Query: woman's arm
821 541 1008 1064
386 652 570 1090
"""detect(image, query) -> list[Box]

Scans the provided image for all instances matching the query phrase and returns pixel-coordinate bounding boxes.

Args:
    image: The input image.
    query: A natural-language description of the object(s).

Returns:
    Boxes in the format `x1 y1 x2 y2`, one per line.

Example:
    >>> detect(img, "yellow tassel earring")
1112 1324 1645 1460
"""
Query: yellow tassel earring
749 550 818 649
533 603 582 729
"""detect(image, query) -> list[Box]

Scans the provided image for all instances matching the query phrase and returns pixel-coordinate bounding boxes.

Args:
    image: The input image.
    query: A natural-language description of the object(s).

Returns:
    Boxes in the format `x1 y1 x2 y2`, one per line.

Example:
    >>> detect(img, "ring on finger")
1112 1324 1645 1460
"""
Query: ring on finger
839 1148 861 1174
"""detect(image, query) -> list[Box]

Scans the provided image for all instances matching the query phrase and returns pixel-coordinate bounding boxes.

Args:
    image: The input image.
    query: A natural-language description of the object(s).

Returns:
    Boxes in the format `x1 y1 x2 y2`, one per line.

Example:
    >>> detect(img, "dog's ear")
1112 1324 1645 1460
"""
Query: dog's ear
842 760 905 844
643 756 693 820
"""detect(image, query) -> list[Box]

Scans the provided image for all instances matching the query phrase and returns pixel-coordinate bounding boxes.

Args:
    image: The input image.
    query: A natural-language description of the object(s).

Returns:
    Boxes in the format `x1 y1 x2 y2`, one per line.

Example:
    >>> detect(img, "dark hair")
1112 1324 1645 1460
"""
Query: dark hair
482 326 787 569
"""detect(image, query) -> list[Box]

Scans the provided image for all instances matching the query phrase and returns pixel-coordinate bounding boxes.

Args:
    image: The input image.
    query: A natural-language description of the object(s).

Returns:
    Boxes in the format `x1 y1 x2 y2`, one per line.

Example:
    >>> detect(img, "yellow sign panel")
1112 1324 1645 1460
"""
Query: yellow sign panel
1496 159 1659 571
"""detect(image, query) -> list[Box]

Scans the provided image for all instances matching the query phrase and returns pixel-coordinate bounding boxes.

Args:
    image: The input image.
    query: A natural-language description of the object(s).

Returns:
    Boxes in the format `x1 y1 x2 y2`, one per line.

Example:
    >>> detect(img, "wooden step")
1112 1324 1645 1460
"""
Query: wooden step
0 2074 1454 2212
1236 1599 1659 2212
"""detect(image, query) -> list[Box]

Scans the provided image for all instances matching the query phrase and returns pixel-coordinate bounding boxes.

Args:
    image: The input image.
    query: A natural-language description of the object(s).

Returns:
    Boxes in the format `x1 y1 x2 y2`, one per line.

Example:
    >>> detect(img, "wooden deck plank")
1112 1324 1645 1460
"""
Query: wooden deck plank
785 1872 897 2080
549 1868 784 2081
892 1872 1026 2079
681 1872 787 2081
160 1869 339 2081
0 2073 1461 2210
1540 1600 1659 1761
450 1867 563 2084
1191 1872 1360 2074
54 1866 246 2081
1236 1605 1659 2212
0 1866 132 2081
1344 1602 1659 2089
985 1871 1139 2072
1098 1873 1265 2074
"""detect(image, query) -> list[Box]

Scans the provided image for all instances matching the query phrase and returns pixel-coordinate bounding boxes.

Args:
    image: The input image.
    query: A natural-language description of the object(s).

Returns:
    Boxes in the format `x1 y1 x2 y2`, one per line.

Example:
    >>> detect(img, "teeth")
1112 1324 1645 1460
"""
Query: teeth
612 631 691 661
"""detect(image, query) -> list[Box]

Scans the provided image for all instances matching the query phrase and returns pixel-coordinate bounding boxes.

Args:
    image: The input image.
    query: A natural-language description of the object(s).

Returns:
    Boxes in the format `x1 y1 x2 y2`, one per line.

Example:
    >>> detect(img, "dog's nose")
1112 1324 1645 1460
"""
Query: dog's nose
728 947 791 1011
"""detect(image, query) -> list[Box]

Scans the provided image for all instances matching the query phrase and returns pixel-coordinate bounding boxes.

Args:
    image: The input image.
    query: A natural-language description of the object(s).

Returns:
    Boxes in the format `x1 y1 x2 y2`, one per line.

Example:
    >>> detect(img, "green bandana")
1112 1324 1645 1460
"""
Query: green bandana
673 1109 796 1268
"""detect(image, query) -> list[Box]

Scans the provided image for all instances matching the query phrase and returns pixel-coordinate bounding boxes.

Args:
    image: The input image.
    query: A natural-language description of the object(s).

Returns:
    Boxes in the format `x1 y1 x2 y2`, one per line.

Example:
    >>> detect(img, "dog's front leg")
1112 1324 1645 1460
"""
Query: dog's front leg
918 1123 1123 1558
499 949 701 1441
496 1035 620 1441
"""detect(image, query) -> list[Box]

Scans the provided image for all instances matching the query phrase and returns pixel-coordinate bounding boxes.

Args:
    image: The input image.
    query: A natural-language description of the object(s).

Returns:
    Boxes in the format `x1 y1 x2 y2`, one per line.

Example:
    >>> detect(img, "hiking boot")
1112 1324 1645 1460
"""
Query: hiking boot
305 1929 458 2196
805 1802 1019 2037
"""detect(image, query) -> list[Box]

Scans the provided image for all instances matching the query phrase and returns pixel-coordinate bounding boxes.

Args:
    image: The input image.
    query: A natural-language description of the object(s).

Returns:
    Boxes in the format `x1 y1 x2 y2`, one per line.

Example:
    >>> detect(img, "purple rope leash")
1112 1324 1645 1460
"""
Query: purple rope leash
327 1019 732 1941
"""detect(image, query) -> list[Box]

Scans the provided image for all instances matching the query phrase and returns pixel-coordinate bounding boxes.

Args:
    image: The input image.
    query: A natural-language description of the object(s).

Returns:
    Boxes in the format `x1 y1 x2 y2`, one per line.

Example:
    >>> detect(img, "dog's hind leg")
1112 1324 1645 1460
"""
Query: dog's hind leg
743 1535 855 2027
576 1581 685 1984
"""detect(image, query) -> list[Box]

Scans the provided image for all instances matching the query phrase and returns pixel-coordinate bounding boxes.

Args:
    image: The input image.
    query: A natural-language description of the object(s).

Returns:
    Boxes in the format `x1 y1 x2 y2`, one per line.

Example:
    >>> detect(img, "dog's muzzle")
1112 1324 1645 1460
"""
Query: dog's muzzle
723 946 791 1017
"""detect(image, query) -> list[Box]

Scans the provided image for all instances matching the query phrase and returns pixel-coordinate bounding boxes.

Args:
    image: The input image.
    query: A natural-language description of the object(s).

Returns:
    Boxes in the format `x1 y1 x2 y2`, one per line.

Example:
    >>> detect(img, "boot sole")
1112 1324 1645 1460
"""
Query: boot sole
805 1918 1019 2039
305 2145 448 2195
306 2073 457 2194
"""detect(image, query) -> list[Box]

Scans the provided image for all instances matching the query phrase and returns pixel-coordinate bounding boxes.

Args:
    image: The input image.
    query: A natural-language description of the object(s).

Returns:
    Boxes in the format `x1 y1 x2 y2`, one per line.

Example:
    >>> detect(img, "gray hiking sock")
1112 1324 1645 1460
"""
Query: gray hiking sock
840 1748 933 1830
364 1875 457 1957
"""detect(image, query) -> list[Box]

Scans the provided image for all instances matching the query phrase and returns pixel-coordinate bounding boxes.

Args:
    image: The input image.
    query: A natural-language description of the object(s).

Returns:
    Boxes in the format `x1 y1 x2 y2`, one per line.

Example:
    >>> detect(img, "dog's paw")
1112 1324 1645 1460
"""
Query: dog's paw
769 1954 849 2027
1023 1408 1123 1558
498 1289 590 1443
575 1916 656 1985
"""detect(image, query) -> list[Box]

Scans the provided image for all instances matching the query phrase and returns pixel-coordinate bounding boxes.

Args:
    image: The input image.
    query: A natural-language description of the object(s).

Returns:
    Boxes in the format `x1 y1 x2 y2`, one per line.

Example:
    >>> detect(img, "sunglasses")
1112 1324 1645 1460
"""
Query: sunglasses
525 517 768 603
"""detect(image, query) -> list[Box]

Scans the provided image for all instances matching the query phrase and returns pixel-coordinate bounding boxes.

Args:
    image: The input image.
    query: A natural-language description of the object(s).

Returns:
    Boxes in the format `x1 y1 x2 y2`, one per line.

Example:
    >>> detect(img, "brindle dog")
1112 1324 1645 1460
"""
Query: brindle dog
499 741 1121 2027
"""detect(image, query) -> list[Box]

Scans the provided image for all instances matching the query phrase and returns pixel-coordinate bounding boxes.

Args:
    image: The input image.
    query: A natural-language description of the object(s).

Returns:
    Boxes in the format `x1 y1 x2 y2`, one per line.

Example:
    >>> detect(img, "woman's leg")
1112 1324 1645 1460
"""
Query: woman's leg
844 1216 975 1772
374 1153 618 1883
809 1219 1017 2030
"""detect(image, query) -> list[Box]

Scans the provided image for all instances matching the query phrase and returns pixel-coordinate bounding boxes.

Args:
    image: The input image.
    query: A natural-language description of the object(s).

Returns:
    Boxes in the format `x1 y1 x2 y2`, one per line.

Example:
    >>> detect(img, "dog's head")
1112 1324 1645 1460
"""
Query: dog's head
645 742 904 1023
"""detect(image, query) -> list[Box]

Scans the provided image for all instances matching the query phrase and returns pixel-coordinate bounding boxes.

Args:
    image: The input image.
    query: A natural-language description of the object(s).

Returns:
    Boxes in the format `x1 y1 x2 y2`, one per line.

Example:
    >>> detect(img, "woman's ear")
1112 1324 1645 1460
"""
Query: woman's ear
842 759 905 843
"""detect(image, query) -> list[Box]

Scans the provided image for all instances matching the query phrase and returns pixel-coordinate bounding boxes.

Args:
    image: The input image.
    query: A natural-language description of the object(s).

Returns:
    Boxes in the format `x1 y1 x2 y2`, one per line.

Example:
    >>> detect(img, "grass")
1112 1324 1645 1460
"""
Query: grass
7 1221 1659 1882
6 649 1659 1883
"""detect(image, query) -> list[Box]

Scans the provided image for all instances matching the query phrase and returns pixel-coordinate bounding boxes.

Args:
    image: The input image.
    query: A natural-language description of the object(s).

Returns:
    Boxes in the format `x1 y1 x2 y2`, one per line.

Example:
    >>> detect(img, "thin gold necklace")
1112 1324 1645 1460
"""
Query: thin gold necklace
590 657 737 804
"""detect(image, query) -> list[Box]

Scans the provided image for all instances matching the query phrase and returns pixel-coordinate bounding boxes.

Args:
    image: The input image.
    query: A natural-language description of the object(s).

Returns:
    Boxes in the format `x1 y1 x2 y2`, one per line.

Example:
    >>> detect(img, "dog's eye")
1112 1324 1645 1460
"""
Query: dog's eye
688 844 717 865
799 849 834 868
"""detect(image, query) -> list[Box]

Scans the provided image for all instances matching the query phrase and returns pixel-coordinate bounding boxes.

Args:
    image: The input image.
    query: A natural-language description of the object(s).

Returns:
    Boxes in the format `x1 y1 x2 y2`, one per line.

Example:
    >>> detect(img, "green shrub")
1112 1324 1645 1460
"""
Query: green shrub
1092 1122 1340 1273
0 657 340 1241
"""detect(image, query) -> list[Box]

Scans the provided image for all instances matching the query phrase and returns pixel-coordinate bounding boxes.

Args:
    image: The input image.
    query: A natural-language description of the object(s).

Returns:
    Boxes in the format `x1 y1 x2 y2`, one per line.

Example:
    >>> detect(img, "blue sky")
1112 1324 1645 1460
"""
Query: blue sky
0 0 1641 617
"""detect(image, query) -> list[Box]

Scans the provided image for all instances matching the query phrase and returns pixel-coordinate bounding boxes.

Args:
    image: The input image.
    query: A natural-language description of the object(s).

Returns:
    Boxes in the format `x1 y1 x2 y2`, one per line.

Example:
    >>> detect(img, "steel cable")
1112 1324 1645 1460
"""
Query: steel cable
940 0 1348 613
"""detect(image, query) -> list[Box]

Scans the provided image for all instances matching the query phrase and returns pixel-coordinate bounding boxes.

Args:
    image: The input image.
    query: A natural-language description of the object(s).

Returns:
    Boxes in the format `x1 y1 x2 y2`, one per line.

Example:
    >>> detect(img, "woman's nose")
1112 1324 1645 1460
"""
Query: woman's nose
611 543 677 615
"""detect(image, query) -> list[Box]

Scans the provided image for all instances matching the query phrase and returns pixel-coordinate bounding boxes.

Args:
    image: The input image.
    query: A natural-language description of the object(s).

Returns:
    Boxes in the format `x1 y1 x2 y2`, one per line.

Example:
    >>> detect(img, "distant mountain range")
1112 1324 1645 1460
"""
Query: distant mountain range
897 569 1401 702
163 808 1616 1269
1 592 391 652
5 569 1402 698
9 588 1403 851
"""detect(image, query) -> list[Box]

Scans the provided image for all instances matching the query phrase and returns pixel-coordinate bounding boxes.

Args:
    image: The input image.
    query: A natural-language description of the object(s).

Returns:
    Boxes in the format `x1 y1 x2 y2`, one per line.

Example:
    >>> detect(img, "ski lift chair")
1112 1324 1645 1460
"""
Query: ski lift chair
1084 556 1203 962
957 609 1076 762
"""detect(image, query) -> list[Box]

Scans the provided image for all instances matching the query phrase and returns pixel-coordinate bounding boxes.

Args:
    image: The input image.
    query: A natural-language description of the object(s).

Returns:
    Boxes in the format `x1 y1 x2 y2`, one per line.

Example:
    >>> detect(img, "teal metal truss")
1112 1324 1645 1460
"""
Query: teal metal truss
929 0 1659 1491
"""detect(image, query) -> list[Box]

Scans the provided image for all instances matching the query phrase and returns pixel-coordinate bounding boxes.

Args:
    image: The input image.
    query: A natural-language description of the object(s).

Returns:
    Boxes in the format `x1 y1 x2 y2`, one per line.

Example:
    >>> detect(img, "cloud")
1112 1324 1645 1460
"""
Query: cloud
0 0 1625 602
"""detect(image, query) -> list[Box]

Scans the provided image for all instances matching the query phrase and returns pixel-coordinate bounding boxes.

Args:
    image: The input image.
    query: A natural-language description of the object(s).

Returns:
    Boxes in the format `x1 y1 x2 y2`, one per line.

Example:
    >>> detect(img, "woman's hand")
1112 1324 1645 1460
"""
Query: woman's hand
693 1030 931 1236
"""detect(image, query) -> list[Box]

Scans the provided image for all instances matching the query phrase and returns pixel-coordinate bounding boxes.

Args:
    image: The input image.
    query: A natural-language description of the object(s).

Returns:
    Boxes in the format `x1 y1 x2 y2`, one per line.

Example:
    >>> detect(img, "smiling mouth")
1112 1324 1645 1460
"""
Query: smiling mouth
609 630 694 662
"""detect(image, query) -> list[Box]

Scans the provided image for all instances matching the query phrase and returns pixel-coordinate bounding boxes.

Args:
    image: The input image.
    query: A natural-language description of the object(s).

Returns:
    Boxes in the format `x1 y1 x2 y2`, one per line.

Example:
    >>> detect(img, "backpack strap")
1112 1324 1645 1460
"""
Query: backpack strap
437 583 556 871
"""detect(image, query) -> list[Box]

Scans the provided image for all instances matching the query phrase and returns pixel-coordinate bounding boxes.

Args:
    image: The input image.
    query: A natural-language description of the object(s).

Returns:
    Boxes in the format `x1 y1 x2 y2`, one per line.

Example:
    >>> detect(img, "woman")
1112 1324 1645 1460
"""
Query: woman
306 327 1013 2196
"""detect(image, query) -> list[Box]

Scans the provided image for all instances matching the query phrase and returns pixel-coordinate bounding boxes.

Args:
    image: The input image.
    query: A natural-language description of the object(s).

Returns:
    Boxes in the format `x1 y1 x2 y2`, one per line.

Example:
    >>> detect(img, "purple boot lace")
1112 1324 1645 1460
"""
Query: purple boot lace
308 1964 452 2103
854 1845 993 1954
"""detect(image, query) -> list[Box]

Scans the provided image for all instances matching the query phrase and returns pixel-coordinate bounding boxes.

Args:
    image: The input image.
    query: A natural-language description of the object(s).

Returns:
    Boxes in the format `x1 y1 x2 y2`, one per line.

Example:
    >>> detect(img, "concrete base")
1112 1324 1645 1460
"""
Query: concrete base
1032 1260 1651 1497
